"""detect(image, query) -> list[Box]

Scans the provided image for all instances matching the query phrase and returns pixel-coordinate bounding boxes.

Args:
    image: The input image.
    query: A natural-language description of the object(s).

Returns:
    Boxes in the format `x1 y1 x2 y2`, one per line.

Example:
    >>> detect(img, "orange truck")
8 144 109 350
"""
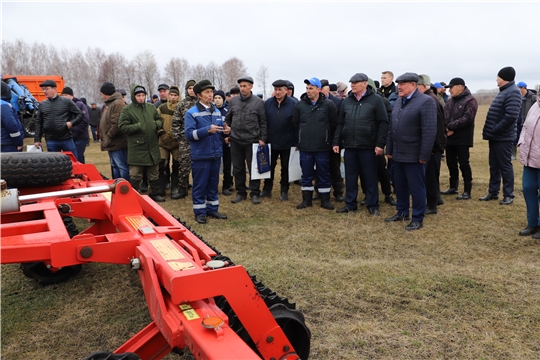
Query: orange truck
3 75 65 102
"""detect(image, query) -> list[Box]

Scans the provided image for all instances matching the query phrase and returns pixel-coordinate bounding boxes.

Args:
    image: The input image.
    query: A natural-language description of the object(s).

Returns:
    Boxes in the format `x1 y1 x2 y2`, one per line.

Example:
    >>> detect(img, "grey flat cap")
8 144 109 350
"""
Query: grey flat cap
418 74 431 86
395 72 419 83
237 76 254 84
349 73 368 83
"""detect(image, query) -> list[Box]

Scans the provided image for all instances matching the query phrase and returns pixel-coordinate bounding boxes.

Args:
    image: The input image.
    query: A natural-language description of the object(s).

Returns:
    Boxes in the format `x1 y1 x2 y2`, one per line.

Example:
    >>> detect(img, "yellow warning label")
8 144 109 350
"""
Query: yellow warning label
125 215 153 230
150 239 185 261
179 304 192 311
169 261 194 271
179 304 200 320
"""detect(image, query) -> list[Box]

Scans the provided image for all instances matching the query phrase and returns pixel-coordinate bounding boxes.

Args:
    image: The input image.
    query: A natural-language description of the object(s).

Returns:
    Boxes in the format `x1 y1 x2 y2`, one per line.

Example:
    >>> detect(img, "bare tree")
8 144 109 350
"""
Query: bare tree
133 50 159 96
257 64 270 99
190 63 206 82
221 57 247 92
163 57 190 88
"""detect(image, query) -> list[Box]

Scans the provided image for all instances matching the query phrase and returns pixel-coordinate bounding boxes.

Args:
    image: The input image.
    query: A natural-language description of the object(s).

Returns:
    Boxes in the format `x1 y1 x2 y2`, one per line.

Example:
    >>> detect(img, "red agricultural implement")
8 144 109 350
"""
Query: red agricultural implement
0 152 311 360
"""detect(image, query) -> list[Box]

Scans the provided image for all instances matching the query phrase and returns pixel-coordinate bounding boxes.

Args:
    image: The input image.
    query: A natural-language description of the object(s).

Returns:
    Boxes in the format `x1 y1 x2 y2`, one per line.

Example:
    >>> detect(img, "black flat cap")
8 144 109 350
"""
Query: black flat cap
157 84 169 91
285 80 294 89
39 79 57 87
395 72 419 83
237 76 254 84
349 73 368 83
272 79 288 87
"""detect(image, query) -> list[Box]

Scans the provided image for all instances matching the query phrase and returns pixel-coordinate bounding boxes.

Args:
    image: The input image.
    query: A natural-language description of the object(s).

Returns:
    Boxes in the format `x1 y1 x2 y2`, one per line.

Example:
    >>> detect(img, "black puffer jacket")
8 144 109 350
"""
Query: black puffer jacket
34 95 82 142
292 92 338 152
482 81 521 142
444 87 478 147
333 86 388 149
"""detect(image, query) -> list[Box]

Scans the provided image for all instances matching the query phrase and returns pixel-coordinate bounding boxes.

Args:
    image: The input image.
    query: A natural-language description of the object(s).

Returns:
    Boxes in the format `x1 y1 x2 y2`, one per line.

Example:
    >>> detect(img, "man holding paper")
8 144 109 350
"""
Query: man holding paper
225 76 267 205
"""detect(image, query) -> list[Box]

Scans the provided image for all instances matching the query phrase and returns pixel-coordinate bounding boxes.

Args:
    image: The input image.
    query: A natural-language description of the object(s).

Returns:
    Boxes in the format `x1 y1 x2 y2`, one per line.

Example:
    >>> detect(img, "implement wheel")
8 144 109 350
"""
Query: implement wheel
83 351 141 360
0 152 72 188
269 304 311 360
20 262 82 285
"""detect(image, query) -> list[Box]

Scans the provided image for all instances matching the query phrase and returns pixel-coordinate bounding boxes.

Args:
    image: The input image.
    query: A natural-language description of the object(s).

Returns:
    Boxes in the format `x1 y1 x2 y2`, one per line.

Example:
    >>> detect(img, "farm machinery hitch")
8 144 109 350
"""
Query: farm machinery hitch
0 152 311 360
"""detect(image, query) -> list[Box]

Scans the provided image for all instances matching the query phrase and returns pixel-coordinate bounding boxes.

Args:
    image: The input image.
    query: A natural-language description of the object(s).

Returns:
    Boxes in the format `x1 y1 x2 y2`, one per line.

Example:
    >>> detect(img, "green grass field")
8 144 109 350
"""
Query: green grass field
2 104 540 359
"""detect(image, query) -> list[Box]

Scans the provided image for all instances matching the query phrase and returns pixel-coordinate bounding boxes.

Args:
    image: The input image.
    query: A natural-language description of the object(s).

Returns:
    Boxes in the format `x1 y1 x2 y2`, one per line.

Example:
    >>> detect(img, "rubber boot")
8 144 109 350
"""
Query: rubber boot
149 180 165 202
170 160 181 199
441 178 458 195
425 198 438 215
297 191 313 209
457 181 472 200
320 193 334 210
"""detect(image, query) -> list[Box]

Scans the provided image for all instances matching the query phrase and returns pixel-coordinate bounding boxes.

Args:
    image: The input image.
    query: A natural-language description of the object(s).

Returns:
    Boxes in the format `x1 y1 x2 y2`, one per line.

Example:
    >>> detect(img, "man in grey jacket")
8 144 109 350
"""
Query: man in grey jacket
225 76 267 204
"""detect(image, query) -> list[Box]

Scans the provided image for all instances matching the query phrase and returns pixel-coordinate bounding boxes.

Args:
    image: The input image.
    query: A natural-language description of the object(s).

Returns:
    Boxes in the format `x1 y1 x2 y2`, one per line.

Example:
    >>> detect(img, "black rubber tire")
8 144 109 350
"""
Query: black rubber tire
83 351 141 360
1 152 72 188
20 262 82 285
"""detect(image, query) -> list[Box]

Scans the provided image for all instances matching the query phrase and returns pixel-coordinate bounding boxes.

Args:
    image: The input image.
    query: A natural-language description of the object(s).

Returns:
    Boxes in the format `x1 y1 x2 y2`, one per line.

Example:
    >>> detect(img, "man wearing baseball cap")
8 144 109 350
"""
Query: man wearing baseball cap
385 72 437 230
480 66 521 205
292 77 338 210
34 79 82 157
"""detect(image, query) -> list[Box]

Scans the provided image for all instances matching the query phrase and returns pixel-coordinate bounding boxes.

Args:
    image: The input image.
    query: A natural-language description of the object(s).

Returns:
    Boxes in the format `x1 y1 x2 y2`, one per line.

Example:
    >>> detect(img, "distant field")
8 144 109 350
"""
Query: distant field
2 104 540 359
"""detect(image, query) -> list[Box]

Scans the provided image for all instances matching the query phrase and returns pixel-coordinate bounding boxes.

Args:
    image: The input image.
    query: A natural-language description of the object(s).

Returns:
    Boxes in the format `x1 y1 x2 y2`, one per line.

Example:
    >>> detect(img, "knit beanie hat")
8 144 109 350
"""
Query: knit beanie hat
134 86 147 95
497 67 515 82
62 87 74 96
213 90 225 101
185 79 196 90
100 82 115 96
169 86 180 96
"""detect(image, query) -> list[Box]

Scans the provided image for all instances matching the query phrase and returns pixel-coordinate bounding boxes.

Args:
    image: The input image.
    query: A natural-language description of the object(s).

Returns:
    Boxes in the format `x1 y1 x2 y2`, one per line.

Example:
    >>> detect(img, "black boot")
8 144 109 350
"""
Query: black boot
158 164 167 197
279 186 289 201
320 193 334 210
170 160 180 199
425 198 438 215
441 178 458 195
149 180 166 202
457 181 472 200
297 191 313 209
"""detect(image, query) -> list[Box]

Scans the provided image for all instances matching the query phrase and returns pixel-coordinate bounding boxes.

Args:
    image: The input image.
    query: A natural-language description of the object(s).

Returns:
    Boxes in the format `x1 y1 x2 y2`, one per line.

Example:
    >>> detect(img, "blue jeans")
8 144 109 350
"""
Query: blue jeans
108 148 130 180
300 151 330 193
46 138 78 158
74 138 87 164
522 166 540 227
90 126 98 141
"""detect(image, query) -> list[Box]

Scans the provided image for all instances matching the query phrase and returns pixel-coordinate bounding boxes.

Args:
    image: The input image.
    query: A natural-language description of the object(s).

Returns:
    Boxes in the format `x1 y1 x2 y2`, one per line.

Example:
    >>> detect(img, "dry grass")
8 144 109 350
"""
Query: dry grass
2 104 540 359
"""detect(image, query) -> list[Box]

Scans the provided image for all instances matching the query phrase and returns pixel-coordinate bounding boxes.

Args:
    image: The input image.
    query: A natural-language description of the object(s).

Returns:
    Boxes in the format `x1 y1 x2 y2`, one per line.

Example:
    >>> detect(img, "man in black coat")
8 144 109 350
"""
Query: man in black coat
385 73 437 231
89 102 102 142
480 66 522 205
332 73 388 216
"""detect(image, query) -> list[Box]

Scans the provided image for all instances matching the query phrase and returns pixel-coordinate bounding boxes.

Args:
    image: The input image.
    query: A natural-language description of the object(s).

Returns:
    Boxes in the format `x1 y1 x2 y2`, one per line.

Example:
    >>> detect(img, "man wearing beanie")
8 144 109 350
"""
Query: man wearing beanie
480 67 522 205
157 86 181 199
185 80 230 224
118 84 165 202
99 82 129 180
61 87 89 163
171 79 198 198
1 81 25 152
225 76 268 205
34 79 82 156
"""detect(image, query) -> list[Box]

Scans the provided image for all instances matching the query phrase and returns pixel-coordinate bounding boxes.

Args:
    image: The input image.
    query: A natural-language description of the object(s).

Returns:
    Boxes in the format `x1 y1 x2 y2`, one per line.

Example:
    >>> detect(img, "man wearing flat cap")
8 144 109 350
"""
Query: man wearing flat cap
385 72 437 231
261 79 296 201
333 73 388 216
292 77 338 211
154 83 170 108
34 79 82 157
480 66 522 205
185 80 230 224
225 75 267 204
441 77 478 201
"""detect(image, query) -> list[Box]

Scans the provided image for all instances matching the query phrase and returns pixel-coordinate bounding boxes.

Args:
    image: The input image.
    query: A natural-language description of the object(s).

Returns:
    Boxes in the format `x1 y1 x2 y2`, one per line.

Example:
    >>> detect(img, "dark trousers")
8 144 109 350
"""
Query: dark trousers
425 152 442 201
315 150 344 197
263 148 291 192
344 148 379 210
522 166 540 227
230 140 260 197
361 154 392 197
300 151 331 193
488 141 514 197
90 125 98 141
445 144 472 183
222 144 233 189
191 158 220 217
74 138 87 164
394 161 427 222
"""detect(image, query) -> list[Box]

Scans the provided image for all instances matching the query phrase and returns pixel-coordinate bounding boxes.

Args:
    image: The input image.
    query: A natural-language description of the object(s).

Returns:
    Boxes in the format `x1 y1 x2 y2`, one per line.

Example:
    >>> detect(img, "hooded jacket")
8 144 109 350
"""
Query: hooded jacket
292 92 338 152
100 92 127 151
34 94 83 142
185 102 225 160
482 81 521 142
71 96 90 141
333 85 388 150
1 86 25 149
118 84 163 166
444 87 478 147
158 86 180 151
264 95 295 150
225 92 267 144
518 102 540 168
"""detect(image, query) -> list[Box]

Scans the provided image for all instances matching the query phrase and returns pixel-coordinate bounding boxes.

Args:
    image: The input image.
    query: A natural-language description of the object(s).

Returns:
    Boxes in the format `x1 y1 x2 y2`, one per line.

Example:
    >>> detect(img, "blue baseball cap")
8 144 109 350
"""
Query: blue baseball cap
433 82 444 89
517 81 527 88
304 77 322 88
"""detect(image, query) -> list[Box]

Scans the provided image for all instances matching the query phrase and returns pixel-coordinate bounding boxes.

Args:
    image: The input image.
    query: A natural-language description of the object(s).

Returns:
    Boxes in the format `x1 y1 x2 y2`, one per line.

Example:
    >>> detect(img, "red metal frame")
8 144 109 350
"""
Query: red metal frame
1 161 302 360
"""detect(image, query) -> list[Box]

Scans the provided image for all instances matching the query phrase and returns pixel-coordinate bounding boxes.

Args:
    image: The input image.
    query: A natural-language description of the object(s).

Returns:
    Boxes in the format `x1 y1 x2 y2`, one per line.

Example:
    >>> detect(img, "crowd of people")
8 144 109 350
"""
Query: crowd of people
1 67 539 232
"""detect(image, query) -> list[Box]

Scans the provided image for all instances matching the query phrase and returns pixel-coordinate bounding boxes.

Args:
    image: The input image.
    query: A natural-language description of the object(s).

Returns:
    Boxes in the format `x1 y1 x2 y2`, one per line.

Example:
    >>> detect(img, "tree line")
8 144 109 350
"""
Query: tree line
2 39 271 104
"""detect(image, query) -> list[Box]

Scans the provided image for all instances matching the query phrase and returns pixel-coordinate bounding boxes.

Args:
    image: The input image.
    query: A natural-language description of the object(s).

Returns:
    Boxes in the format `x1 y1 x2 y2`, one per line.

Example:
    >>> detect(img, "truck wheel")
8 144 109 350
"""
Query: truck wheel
0 152 72 188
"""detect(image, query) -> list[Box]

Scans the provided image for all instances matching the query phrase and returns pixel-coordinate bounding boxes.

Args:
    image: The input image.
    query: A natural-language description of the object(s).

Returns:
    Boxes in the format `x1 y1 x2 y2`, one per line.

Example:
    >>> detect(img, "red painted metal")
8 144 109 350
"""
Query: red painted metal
0 162 304 360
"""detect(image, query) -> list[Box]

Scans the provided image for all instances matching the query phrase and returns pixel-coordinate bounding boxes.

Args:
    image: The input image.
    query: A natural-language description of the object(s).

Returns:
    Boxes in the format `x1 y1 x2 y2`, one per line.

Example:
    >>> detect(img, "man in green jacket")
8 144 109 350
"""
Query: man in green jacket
118 84 165 202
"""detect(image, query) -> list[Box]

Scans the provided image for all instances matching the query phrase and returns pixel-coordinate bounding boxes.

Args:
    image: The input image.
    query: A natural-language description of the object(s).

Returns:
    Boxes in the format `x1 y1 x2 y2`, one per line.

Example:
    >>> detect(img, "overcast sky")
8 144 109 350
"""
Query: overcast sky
3 1 539 94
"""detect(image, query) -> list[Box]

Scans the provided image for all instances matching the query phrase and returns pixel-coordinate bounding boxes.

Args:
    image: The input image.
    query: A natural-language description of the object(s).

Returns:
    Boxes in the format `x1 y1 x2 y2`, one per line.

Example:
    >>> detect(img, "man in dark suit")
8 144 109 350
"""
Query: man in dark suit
385 73 437 230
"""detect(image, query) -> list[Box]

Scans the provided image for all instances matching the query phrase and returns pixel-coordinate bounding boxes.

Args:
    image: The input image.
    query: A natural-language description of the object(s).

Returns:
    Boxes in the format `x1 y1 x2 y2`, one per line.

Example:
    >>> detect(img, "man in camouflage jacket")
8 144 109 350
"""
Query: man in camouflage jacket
172 80 198 195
